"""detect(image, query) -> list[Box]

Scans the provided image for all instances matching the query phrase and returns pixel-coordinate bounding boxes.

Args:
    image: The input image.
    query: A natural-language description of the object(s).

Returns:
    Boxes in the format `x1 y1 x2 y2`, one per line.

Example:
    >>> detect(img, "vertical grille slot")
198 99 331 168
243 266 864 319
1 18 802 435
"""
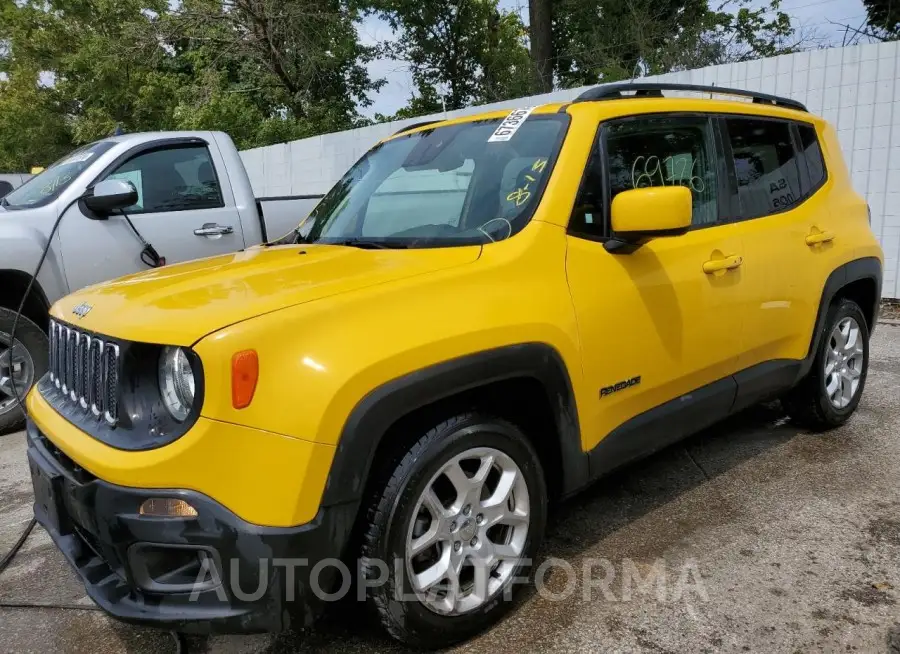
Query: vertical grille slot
103 343 120 424
66 328 76 401
60 327 69 394
90 339 104 417
45 321 120 426
48 322 58 384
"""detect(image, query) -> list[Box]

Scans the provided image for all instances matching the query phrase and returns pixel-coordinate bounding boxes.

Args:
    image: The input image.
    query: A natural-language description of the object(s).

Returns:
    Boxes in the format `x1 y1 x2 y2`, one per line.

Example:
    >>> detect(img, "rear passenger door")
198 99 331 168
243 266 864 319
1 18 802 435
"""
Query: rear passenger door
566 114 746 455
722 116 830 372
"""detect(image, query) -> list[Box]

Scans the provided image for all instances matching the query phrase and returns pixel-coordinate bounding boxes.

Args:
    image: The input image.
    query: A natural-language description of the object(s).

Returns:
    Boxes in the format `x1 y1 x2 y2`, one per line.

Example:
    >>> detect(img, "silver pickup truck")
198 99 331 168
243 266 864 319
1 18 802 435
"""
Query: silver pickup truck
0 131 319 431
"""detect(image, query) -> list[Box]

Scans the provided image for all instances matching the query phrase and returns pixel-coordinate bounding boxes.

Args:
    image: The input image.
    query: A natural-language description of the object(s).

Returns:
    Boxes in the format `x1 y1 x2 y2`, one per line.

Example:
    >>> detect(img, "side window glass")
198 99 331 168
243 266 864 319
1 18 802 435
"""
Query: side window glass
0 181 13 198
797 123 826 193
605 116 719 227
726 118 802 217
104 145 223 214
569 145 605 237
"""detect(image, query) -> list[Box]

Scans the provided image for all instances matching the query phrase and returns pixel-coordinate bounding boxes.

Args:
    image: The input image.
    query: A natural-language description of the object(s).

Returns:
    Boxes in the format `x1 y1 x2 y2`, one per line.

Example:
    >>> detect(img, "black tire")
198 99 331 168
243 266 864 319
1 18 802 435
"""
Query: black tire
783 298 870 430
0 307 48 434
360 413 547 649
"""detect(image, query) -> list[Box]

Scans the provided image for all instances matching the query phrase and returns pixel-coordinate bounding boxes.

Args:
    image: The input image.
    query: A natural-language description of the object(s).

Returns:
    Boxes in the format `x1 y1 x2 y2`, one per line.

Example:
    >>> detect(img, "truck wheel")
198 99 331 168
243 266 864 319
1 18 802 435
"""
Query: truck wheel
360 413 547 648
783 298 870 430
0 307 48 433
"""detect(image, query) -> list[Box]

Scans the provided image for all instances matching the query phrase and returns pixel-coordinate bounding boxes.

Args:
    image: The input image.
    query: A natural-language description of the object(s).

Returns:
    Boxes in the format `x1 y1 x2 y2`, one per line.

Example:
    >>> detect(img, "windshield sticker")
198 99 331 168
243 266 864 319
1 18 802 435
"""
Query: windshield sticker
61 151 96 166
488 107 537 143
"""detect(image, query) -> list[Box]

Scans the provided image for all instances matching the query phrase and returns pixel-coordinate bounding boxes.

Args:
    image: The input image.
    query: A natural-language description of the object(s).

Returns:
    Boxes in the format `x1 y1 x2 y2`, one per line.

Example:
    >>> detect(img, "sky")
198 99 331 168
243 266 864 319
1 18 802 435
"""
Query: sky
360 0 868 118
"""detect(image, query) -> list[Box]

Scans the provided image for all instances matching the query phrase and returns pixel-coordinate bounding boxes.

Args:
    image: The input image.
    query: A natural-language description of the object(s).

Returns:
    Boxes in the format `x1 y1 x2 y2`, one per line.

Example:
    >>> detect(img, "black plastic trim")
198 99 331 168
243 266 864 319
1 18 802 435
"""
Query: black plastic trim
256 194 326 202
391 120 442 136
321 343 588 507
573 82 807 112
798 257 883 379
27 421 354 634
38 320 205 451
587 375 737 480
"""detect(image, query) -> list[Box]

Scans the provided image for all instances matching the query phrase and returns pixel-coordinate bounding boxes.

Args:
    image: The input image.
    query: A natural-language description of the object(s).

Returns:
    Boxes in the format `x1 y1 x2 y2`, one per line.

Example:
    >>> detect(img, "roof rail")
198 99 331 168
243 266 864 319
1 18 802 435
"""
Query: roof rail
572 82 807 112
392 120 442 136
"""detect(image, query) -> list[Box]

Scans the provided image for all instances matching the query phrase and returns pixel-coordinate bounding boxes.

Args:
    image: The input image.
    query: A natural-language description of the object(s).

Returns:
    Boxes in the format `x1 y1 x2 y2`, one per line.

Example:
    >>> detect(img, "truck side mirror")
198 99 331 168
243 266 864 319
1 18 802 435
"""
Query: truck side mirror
83 179 138 217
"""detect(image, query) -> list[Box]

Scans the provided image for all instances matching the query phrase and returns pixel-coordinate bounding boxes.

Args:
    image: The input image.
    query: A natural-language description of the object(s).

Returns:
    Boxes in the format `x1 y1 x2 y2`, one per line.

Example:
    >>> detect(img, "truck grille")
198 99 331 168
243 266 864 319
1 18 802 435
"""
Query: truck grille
48 321 120 425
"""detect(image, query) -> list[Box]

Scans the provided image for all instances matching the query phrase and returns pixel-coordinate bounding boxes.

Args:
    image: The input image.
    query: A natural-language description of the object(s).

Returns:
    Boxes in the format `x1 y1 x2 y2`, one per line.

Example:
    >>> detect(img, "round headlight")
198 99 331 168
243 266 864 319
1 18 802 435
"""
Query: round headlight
159 346 195 422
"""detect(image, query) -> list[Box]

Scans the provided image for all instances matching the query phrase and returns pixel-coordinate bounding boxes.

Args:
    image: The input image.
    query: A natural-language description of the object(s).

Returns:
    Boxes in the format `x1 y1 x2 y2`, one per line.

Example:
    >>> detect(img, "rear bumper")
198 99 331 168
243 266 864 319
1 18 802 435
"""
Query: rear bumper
26 419 356 634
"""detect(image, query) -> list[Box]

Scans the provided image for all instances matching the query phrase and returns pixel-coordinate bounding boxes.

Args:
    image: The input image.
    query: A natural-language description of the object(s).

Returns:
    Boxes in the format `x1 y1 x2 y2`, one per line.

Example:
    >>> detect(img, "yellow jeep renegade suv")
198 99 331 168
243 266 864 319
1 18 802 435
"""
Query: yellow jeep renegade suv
26 83 883 647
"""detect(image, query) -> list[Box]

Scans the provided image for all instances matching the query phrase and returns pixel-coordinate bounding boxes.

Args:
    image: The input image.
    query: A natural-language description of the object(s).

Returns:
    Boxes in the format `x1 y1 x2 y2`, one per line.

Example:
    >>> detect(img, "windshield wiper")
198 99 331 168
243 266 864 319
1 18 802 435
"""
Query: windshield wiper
334 239 408 250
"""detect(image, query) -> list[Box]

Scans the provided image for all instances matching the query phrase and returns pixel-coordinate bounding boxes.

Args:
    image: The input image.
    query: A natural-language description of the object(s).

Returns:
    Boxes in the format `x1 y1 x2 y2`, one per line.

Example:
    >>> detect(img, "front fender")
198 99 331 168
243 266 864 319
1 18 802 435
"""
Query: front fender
192 223 588 517
0 217 68 305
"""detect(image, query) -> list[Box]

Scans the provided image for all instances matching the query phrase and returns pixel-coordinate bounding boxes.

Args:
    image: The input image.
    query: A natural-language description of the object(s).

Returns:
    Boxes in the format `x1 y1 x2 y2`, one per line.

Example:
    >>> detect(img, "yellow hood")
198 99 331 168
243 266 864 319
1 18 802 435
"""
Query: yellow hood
51 244 482 346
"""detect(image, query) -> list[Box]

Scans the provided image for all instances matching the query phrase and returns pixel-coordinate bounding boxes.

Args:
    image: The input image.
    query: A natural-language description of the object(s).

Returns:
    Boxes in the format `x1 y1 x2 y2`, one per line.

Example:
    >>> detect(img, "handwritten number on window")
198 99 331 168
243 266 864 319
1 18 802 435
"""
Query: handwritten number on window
630 155 705 193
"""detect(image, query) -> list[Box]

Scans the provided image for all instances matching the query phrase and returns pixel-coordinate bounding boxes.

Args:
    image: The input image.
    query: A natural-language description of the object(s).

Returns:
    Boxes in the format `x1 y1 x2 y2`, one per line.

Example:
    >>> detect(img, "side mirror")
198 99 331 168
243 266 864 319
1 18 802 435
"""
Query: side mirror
82 179 138 217
607 186 692 253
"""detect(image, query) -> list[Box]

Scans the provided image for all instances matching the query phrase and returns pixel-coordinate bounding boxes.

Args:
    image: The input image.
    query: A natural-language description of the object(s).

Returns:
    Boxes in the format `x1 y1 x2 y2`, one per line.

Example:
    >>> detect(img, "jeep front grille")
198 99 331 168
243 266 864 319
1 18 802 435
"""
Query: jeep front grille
48 320 120 425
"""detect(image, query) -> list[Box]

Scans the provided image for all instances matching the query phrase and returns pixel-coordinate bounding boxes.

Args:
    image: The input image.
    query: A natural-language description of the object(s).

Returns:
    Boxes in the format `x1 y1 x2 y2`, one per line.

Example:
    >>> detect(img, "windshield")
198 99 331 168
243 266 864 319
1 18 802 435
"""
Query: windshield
2 141 117 209
295 114 568 247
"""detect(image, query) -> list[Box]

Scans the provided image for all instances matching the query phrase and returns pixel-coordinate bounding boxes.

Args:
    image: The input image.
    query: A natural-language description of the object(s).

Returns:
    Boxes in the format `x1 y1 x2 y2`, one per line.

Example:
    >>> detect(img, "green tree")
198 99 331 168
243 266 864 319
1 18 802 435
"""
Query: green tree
169 0 384 136
526 0 803 91
860 0 900 41
0 68 71 171
372 0 532 117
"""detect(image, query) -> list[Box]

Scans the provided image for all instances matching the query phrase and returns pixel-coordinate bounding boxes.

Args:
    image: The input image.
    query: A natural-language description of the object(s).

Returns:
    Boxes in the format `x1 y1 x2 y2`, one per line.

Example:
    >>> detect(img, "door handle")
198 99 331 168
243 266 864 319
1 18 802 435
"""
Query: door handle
702 254 743 274
194 223 234 237
805 230 835 246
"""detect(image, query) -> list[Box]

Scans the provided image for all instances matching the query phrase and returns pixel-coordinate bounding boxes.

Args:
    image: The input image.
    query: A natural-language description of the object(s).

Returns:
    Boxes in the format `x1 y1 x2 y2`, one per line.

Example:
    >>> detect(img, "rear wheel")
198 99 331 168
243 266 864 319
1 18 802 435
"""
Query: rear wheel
0 307 48 433
784 298 869 430
360 413 546 648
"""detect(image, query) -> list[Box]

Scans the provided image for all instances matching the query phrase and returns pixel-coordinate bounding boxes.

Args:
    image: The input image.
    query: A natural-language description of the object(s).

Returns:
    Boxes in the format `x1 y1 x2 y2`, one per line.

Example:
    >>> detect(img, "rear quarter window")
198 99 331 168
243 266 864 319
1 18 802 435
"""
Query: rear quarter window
725 117 803 218
797 123 827 194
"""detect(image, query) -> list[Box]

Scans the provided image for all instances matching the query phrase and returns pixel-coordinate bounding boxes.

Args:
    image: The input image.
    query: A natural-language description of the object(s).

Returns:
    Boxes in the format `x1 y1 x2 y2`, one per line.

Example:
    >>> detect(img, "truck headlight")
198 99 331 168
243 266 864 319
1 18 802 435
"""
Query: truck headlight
159 346 195 422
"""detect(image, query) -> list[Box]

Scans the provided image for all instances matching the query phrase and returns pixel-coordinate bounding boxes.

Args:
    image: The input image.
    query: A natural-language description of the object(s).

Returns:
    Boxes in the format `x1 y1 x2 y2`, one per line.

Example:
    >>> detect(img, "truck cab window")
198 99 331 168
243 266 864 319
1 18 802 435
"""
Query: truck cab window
105 145 224 214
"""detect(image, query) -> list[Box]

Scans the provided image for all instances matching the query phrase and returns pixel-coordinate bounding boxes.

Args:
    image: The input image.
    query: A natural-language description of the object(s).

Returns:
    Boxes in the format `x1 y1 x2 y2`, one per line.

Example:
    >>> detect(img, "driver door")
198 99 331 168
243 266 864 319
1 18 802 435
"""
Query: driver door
60 140 246 292
566 114 746 462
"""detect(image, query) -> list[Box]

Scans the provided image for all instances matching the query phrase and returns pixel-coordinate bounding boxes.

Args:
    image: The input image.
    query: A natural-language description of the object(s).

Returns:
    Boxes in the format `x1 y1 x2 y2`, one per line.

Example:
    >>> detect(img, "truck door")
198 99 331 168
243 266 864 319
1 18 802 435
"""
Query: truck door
59 139 246 291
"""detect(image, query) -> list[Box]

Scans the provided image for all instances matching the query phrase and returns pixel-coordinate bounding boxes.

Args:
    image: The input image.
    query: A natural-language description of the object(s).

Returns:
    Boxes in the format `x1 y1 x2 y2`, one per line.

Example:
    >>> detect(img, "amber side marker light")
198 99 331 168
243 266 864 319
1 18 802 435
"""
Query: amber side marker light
139 498 198 518
232 349 259 409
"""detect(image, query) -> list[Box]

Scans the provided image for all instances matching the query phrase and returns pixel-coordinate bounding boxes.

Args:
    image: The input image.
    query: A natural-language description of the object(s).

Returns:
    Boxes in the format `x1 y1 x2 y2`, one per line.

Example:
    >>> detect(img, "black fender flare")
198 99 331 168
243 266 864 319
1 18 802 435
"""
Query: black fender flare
320 343 588 508
798 256 882 380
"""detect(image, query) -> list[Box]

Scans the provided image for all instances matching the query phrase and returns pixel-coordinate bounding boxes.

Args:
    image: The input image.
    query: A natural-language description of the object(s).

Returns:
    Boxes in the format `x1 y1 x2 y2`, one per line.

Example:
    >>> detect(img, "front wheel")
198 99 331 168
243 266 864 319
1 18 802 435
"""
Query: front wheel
784 298 870 430
0 307 48 434
360 413 547 648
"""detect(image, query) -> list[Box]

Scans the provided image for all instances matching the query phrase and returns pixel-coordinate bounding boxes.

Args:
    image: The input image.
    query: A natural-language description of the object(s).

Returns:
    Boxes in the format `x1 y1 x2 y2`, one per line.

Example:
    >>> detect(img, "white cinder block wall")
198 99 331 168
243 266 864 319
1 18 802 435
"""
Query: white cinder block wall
241 42 900 298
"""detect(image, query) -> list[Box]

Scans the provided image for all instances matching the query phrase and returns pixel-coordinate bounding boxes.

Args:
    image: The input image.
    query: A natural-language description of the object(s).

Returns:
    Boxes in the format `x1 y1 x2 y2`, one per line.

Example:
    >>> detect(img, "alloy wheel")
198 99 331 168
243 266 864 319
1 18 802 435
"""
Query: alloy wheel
0 330 34 415
824 316 864 409
405 446 530 615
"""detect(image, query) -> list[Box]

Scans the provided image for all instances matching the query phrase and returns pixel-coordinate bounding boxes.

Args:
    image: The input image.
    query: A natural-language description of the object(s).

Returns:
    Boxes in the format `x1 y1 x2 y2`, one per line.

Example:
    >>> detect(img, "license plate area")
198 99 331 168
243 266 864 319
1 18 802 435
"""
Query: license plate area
29 452 71 536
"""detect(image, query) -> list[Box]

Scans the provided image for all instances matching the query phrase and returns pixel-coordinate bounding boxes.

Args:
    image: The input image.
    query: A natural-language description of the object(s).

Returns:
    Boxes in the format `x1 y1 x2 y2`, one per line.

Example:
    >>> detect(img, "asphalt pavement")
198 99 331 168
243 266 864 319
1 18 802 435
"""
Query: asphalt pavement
2 325 900 653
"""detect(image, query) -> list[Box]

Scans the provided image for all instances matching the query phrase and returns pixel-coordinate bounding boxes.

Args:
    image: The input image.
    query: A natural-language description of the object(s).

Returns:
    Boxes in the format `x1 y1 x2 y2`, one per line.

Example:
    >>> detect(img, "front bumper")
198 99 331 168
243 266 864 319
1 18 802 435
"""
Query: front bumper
26 420 356 634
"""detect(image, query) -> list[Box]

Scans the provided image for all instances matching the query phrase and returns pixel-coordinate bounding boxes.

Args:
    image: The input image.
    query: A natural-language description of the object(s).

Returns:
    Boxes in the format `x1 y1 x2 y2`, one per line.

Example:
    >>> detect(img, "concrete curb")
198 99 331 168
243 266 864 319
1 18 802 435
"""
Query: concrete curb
880 318 900 326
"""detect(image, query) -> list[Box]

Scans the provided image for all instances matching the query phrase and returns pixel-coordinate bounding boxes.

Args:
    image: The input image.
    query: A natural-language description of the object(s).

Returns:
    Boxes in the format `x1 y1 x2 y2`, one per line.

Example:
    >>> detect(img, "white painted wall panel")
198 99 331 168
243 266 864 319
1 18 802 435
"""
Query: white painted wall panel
240 43 900 298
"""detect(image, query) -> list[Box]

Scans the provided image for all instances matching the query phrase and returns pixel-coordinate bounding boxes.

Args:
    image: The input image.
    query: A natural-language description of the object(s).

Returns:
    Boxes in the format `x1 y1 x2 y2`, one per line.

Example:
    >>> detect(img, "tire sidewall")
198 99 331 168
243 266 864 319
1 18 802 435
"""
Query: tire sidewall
813 300 870 423
372 418 547 646
0 307 48 432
